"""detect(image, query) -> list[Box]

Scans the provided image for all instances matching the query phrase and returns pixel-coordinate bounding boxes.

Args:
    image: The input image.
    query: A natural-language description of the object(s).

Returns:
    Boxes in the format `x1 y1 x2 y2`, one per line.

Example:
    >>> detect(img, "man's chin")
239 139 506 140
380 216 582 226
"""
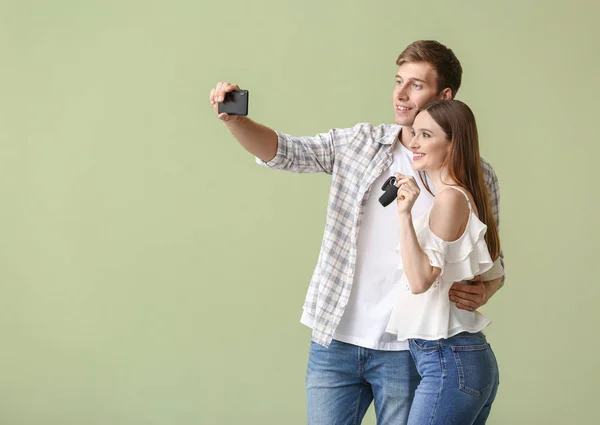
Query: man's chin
394 115 415 127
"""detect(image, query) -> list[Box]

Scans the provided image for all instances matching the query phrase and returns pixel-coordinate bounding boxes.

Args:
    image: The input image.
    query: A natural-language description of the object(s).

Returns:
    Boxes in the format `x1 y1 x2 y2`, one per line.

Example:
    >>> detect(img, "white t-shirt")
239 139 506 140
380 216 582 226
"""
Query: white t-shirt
300 139 435 350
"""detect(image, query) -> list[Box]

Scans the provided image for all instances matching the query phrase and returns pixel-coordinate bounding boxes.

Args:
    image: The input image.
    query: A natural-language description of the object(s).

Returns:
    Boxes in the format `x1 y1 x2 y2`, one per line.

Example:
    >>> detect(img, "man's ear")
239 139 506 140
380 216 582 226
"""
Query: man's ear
439 88 453 100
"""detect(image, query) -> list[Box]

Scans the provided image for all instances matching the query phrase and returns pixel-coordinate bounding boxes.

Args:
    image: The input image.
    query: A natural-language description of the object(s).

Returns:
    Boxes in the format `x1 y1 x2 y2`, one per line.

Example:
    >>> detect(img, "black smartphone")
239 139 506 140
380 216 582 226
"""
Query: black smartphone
217 89 249 116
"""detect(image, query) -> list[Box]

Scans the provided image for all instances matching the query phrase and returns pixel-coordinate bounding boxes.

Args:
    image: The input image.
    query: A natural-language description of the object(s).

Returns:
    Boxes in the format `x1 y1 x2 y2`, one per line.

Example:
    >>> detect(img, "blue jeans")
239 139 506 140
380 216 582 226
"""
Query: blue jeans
407 332 500 425
306 339 420 425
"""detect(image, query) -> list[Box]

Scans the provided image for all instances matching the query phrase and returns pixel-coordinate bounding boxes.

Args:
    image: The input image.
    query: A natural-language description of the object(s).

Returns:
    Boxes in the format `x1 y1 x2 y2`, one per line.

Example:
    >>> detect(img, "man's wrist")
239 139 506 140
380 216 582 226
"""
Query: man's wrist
482 278 501 302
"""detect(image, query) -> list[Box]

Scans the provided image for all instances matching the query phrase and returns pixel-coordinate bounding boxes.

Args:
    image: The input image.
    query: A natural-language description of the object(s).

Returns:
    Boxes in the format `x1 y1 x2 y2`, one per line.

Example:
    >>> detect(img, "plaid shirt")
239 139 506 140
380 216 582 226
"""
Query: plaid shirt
257 122 504 347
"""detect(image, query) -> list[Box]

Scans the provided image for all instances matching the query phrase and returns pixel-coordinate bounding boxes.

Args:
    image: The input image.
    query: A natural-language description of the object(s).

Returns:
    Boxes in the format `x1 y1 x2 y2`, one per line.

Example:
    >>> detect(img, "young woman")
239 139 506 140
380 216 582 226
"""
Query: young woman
385 100 504 425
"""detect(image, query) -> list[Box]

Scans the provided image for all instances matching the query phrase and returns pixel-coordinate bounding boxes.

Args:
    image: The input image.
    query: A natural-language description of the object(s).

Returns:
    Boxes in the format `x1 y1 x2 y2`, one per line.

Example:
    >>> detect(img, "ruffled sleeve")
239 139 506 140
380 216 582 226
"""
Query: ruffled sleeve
411 211 495 282
395 211 445 272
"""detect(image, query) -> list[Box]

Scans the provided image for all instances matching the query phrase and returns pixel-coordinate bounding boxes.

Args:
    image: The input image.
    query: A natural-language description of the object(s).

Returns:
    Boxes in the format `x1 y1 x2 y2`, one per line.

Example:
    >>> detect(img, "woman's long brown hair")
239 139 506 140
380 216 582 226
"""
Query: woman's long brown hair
417 100 501 261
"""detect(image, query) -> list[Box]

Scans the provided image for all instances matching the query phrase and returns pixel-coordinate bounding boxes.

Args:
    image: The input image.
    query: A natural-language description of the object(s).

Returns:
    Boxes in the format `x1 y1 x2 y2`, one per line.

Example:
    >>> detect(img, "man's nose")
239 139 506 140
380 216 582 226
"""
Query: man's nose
396 86 409 100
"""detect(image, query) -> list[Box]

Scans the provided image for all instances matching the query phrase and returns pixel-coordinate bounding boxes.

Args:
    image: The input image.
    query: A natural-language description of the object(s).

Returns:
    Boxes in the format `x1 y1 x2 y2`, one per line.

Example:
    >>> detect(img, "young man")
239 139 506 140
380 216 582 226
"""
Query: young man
210 40 505 425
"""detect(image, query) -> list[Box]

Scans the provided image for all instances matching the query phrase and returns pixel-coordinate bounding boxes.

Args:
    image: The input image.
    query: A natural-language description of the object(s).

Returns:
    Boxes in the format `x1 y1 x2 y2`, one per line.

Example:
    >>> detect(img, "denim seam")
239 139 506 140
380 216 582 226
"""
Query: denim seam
452 344 489 352
351 385 365 425
426 342 444 425
352 346 365 425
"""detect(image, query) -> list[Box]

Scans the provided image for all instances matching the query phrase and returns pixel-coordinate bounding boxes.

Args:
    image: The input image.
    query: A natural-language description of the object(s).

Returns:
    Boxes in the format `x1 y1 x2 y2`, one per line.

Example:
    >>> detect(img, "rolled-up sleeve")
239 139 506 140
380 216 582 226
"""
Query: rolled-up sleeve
255 129 337 174
480 158 506 287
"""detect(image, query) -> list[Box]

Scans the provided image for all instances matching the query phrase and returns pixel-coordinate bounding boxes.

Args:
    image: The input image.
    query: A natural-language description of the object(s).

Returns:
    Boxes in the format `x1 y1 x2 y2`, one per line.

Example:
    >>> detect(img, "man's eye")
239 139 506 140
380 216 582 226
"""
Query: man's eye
413 84 422 90
396 80 403 85
422 133 430 138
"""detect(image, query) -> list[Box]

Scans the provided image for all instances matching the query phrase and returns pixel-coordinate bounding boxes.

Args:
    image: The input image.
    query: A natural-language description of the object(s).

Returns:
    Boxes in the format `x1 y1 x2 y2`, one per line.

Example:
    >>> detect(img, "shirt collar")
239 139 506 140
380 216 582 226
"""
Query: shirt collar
378 124 402 145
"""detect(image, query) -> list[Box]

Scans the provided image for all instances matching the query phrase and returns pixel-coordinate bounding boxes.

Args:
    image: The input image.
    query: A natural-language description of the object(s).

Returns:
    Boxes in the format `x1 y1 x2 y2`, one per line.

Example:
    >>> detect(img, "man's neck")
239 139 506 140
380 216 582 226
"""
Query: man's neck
399 126 413 149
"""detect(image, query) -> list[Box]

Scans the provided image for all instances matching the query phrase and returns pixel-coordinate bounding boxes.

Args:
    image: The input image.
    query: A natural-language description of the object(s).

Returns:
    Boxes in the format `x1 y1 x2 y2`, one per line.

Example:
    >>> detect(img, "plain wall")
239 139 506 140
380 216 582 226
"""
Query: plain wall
1 0 598 424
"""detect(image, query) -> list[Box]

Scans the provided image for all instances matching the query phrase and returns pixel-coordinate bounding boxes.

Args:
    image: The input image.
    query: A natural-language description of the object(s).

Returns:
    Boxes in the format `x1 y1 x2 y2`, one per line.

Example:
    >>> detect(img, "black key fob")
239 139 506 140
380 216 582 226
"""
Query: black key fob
379 176 398 207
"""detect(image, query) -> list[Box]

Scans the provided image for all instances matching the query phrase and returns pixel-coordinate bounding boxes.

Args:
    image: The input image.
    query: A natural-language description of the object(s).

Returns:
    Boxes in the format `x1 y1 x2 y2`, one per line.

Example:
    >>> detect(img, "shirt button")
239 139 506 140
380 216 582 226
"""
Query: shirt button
348 267 354 276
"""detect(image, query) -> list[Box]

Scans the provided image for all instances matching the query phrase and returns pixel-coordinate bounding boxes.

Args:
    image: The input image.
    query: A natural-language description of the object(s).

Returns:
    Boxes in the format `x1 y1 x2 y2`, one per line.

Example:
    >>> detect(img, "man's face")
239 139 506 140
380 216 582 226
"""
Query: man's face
392 62 449 127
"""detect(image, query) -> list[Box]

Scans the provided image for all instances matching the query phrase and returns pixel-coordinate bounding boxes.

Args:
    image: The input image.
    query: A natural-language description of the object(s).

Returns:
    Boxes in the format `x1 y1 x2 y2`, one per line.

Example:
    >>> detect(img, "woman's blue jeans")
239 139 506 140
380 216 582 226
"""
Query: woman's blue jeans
407 331 500 425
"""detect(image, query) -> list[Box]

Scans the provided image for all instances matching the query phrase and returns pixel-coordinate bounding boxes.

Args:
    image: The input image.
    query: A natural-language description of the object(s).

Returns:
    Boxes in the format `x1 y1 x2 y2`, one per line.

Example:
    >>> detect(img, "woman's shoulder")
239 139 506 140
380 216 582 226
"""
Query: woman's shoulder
429 187 472 242
432 186 471 215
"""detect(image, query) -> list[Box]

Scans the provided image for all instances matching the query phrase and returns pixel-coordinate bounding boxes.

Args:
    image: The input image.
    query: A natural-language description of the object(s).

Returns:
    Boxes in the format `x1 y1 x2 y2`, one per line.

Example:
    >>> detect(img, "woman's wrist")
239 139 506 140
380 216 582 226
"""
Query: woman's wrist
398 212 413 223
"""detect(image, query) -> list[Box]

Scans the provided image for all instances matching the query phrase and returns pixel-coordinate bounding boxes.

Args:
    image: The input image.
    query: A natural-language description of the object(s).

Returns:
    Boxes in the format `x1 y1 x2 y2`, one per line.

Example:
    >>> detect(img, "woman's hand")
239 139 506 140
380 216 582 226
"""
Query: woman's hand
394 173 420 216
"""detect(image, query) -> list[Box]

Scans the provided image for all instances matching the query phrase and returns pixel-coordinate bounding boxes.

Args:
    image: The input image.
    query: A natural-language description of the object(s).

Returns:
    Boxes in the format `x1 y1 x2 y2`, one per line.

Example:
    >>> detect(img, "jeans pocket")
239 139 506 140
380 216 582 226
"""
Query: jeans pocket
451 343 495 398
410 338 439 353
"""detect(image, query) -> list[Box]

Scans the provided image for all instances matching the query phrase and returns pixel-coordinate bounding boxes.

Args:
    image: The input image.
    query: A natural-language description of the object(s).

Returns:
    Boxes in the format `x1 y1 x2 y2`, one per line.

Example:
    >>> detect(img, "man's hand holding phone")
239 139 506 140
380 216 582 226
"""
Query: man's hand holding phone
209 81 248 122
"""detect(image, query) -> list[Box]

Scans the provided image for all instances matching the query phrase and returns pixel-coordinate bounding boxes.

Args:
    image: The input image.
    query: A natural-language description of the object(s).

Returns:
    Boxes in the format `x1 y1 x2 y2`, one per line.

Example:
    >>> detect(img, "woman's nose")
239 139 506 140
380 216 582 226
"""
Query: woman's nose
409 135 419 149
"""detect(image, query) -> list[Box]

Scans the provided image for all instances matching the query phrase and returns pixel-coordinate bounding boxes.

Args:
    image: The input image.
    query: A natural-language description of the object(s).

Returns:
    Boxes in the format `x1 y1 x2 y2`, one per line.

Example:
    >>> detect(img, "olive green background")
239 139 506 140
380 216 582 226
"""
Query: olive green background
1 0 598 424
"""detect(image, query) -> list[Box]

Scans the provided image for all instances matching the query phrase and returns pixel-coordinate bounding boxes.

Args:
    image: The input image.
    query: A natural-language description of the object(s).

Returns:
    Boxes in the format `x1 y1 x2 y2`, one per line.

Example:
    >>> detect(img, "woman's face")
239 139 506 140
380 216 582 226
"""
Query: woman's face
408 111 452 172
